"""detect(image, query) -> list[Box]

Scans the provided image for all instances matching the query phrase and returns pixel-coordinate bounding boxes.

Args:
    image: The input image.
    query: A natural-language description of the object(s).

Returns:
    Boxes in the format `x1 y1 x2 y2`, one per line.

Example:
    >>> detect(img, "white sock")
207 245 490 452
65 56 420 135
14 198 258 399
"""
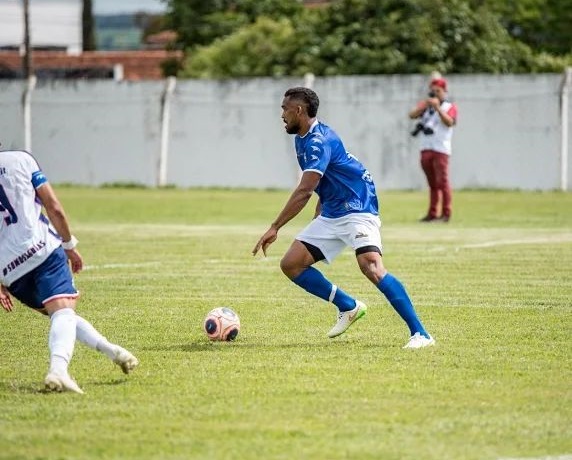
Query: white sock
48 308 77 375
75 315 117 360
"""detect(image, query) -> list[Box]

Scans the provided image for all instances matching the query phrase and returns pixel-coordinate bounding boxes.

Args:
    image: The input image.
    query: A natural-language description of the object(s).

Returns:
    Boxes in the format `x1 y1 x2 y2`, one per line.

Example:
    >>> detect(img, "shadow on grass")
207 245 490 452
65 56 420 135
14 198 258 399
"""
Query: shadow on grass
0 381 42 394
89 378 129 386
143 340 389 353
0 377 129 395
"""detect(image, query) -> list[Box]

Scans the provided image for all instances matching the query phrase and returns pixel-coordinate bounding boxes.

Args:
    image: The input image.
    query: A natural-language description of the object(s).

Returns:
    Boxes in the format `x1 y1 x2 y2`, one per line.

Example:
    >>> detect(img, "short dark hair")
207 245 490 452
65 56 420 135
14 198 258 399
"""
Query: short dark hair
284 87 319 118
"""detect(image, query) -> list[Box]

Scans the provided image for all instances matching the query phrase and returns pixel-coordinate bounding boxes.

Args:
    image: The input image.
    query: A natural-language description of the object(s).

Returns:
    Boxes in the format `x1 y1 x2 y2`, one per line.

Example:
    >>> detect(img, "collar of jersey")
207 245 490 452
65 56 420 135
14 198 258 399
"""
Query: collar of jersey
299 119 319 139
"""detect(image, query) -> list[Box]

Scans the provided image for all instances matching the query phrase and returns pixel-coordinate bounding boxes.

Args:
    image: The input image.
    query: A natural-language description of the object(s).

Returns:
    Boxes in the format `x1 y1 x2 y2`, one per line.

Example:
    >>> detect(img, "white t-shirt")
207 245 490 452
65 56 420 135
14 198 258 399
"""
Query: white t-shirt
418 101 458 155
0 150 61 287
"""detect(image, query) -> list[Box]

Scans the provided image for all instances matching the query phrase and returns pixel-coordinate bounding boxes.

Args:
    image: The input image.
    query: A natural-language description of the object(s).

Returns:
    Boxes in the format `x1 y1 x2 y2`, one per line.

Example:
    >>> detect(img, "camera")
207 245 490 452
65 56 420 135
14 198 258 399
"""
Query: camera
410 123 434 137
410 91 438 136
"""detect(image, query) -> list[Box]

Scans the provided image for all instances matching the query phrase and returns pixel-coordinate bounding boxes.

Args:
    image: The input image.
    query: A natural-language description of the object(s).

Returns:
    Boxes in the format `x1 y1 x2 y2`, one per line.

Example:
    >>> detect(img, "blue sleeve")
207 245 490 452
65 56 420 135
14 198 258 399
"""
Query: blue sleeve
301 136 330 176
31 170 48 189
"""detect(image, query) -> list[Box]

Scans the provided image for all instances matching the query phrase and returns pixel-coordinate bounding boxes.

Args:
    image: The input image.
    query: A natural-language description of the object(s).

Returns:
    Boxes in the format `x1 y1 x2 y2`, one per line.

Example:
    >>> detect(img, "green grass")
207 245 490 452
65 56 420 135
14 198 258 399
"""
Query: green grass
0 189 571 460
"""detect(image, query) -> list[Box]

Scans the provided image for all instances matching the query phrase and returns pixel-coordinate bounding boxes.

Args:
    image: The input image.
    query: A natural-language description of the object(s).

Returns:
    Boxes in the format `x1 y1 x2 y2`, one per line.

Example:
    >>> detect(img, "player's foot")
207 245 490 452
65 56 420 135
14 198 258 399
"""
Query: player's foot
403 332 435 349
113 347 139 375
44 372 84 394
327 301 367 338
437 215 451 223
419 215 438 223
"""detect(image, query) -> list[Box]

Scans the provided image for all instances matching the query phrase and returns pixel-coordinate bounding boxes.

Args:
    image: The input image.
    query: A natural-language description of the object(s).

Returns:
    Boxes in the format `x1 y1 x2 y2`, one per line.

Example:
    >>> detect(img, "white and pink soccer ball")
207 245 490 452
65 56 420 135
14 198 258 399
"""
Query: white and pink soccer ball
203 307 240 341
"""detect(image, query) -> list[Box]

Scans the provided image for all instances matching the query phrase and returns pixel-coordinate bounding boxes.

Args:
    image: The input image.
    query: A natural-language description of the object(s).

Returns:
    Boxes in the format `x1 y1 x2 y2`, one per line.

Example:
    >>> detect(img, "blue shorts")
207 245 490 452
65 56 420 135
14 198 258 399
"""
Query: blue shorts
7 247 78 310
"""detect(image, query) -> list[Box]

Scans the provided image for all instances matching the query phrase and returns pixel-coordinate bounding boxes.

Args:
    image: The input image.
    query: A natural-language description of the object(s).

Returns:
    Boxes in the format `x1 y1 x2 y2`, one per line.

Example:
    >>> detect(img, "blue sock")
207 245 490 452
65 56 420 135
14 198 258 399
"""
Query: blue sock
292 267 356 312
377 273 429 338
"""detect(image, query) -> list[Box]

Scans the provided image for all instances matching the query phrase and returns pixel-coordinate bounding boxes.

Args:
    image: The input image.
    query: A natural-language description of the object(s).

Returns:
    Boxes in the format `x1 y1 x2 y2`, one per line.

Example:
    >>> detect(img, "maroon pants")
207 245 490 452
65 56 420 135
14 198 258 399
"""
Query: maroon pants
420 150 452 218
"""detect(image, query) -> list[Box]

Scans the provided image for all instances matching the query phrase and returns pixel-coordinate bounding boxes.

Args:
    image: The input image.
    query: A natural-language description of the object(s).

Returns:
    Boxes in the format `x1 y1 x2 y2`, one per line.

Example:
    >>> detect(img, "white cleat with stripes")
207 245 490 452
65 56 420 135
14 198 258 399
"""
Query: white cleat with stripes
327 301 367 338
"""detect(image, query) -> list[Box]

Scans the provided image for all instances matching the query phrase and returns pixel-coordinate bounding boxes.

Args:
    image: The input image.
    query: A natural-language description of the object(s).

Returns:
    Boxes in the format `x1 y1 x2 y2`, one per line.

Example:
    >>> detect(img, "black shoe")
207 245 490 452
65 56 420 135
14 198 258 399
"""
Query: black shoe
419 215 437 222
437 215 450 223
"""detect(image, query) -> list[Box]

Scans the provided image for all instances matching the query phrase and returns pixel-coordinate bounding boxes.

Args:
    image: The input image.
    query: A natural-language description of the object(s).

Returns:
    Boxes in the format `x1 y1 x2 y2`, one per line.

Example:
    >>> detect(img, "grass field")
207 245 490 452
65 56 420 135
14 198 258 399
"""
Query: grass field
0 188 571 460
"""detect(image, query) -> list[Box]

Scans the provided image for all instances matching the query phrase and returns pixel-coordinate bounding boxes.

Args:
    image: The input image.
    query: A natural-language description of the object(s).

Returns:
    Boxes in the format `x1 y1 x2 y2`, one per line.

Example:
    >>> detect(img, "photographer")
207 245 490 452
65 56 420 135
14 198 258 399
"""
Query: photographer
409 78 457 222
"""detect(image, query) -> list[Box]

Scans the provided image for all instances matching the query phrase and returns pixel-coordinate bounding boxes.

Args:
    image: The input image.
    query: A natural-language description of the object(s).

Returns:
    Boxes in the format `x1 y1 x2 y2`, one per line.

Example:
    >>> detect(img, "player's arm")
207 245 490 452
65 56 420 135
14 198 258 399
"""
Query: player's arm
272 172 321 230
252 172 321 256
35 184 83 273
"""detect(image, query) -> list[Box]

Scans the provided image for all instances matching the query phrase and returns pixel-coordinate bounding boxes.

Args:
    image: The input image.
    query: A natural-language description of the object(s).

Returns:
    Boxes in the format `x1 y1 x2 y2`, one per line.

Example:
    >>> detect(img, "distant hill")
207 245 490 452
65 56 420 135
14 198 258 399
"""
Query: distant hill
95 14 142 51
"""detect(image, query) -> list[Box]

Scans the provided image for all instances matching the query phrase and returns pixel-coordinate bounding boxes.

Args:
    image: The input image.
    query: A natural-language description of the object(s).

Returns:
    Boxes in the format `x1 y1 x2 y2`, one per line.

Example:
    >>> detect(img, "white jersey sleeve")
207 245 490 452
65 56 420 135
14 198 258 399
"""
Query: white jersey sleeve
0 150 62 287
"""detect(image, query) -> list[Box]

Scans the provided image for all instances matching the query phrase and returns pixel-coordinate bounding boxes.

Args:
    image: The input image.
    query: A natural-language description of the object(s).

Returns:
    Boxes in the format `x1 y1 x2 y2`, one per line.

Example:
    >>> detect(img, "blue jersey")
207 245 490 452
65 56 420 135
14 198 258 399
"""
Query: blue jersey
295 121 378 218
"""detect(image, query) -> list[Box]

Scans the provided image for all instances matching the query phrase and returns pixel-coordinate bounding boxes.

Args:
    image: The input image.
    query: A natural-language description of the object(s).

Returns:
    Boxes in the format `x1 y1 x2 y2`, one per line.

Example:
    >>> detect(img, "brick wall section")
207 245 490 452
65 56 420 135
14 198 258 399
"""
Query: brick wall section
0 50 183 80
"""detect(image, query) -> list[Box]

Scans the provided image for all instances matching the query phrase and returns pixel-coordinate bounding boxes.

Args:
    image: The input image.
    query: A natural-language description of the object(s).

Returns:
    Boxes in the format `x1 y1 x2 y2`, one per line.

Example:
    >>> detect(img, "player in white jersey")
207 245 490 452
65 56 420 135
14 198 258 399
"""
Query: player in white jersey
0 150 138 394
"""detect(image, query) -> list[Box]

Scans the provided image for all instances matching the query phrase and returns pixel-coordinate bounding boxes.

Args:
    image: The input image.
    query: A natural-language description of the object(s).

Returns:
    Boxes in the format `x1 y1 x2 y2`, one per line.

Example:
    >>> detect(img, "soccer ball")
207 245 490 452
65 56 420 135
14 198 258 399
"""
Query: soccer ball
203 307 240 341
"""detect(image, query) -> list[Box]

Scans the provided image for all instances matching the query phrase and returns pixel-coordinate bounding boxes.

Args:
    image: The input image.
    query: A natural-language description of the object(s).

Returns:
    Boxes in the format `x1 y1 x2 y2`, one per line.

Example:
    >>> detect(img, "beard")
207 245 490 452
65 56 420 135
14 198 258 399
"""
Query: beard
285 121 300 134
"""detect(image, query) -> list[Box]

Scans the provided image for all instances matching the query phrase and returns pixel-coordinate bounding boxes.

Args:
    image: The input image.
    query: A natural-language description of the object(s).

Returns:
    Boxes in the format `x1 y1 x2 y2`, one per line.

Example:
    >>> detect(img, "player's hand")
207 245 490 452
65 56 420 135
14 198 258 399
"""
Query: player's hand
427 97 440 109
65 248 84 273
0 285 13 313
252 226 278 257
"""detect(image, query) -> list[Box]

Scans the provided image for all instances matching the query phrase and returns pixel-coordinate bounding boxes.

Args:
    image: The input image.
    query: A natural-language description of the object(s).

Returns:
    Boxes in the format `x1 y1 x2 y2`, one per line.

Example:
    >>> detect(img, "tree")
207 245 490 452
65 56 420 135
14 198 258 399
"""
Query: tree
164 0 305 49
172 0 571 78
469 0 572 55
303 0 545 75
182 17 301 78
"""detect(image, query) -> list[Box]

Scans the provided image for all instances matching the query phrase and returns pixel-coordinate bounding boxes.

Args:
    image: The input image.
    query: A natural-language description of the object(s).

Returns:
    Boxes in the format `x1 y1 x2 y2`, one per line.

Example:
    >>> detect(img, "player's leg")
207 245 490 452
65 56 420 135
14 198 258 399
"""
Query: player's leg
75 315 138 374
420 151 439 221
9 270 137 379
282 217 367 337
281 240 356 312
356 251 433 348
32 248 84 393
6 265 81 392
42 297 83 393
347 215 434 348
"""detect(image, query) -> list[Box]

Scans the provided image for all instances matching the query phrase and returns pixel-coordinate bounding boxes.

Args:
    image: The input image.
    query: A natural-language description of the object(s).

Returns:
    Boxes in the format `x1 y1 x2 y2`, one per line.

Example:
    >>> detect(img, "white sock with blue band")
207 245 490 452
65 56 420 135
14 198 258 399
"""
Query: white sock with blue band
48 308 77 375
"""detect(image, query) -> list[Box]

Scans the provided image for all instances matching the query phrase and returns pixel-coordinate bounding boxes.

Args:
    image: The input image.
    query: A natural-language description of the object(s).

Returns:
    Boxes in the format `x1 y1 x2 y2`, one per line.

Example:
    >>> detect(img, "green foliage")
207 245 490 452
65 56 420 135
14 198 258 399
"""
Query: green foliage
165 0 305 48
303 0 565 75
472 0 572 55
168 0 571 77
182 17 302 78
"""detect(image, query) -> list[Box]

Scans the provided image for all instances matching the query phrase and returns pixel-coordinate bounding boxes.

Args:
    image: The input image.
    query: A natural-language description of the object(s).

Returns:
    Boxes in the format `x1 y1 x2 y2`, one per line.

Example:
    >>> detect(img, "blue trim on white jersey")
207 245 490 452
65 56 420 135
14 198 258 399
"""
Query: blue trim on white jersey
31 170 48 189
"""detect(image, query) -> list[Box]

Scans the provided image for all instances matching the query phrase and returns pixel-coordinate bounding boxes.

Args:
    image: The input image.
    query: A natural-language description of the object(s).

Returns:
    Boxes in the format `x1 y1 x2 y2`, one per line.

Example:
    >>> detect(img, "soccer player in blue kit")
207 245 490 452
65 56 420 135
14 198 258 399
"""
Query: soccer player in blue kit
253 88 434 348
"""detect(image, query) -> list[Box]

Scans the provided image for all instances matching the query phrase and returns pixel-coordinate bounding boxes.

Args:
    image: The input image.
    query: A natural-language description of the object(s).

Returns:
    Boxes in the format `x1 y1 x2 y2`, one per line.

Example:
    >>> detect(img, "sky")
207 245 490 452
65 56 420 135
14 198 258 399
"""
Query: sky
95 0 166 14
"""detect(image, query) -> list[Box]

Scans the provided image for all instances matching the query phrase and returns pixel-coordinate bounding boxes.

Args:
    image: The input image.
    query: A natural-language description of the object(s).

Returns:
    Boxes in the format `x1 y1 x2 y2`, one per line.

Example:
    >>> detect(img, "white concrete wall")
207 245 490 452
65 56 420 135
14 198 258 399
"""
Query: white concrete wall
0 75 570 190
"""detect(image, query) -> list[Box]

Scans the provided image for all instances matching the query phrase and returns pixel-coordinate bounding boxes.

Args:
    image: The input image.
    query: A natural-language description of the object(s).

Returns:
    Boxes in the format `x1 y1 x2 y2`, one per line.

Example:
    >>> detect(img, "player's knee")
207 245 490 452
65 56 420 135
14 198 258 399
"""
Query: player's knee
360 266 381 284
358 258 385 284
280 256 297 279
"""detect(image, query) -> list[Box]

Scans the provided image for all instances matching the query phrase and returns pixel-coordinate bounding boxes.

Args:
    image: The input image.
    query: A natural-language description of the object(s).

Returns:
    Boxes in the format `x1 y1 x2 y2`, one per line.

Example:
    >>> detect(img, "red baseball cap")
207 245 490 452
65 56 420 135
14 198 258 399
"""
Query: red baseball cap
430 78 447 90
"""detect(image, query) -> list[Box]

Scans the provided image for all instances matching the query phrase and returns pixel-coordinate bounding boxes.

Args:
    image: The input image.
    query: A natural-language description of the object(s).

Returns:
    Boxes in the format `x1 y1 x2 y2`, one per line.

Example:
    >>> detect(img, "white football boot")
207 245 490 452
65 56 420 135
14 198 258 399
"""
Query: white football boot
112 347 139 375
403 332 435 349
44 372 84 394
327 301 367 338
